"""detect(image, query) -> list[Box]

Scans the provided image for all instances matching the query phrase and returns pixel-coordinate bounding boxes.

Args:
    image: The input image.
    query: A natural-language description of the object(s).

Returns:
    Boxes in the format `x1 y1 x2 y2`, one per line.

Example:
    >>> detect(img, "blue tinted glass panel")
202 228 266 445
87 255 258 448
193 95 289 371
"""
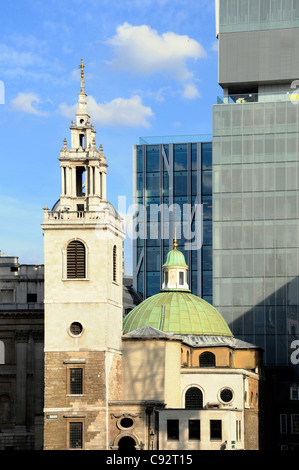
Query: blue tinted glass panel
202 245 212 270
202 271 212 296
146 247 160 271
192 172 198 196
174 172 188 196
174 144 188 171
202 171 212 196
146 272 161 297
191 143 197 170
137 146 143 173
202 196 212 220
146 173 160 197
191 270 198 296
203 221 212 245
136 173 143 198
163 172 169 197
147 222 160 246
146 146 160 172
202 143 212 170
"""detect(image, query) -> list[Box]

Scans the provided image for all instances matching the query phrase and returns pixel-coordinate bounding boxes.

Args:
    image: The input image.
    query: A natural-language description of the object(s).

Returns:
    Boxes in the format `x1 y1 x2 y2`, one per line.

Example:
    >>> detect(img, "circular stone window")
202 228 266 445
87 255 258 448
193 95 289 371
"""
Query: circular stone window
120 417 134 429
69 322 83 337
220 388 234 403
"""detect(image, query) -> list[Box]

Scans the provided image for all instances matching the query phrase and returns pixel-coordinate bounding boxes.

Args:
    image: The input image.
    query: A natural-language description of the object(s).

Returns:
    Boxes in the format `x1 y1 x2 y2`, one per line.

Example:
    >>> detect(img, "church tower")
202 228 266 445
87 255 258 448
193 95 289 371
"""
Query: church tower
42 61 125 450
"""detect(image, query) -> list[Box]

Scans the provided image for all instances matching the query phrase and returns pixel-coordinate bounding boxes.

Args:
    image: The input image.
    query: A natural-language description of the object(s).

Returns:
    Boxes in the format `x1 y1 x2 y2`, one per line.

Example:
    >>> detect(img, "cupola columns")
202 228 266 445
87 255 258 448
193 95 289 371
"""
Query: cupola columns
161 237 189 291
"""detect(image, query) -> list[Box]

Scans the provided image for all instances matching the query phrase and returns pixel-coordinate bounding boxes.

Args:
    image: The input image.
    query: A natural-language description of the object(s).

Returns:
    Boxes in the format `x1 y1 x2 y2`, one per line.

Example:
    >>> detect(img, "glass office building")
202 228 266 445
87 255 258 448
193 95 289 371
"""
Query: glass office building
214 0 299 367
133 136 213 301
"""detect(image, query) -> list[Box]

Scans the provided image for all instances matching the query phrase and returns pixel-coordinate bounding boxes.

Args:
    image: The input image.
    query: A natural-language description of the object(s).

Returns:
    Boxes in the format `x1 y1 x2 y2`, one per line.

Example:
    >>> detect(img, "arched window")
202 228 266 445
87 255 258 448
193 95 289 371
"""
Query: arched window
199 351 216 368
0 341 4 364
113 245 117 283
185 387 203 409
67 240 86 279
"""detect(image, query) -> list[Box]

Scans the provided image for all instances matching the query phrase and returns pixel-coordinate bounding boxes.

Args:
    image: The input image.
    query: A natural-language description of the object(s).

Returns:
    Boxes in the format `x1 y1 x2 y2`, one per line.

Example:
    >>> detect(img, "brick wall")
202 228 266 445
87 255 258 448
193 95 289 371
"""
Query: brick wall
44 350 115 450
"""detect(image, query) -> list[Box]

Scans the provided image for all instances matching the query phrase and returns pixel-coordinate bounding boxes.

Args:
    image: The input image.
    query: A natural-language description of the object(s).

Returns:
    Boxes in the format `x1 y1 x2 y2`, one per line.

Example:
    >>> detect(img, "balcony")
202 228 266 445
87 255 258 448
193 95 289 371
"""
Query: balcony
42 208 124 232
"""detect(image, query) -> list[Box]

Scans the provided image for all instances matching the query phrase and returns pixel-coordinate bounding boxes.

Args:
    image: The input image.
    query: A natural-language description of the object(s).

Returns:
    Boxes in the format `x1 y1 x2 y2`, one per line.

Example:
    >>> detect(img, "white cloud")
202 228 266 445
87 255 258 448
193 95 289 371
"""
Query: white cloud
11 92 47 115
58 94 154 128
107 23 206 82
182 83 200 100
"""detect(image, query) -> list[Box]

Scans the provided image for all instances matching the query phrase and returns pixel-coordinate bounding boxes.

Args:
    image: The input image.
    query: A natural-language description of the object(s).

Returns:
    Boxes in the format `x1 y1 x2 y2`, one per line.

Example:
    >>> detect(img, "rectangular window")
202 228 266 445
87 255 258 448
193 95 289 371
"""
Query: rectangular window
69 368 83 395
179 272 184 285
27 293 37 303
236 420 242 440
167 420 179 440
280 414 287 434
188 420 200 440
69 422 83 449
294 0 299 20
290 386 299 400
210 420 222 440
0 290 14 303
291 415 299 434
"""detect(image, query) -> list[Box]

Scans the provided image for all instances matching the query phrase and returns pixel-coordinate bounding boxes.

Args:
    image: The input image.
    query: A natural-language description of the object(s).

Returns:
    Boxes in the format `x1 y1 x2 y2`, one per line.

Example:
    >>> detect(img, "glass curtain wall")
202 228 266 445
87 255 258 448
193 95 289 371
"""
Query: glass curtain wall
213 100 299 365
133 140 212 301
219 0 299 33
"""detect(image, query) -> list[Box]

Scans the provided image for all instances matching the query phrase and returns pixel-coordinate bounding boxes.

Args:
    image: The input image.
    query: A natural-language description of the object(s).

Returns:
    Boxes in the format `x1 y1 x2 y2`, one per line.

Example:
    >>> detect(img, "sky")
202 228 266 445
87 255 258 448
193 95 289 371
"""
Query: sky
0 0 221 275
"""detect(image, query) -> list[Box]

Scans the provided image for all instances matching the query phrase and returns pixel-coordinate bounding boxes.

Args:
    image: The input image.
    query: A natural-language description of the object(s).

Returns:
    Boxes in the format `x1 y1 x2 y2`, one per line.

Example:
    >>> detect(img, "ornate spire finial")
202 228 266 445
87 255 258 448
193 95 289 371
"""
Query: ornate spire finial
78 58 85 79
173 226 178 250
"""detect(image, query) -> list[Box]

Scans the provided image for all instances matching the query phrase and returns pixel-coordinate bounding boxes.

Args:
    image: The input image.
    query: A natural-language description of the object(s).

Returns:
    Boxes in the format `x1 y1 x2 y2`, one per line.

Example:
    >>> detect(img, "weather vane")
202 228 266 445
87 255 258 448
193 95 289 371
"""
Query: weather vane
78 58 85 79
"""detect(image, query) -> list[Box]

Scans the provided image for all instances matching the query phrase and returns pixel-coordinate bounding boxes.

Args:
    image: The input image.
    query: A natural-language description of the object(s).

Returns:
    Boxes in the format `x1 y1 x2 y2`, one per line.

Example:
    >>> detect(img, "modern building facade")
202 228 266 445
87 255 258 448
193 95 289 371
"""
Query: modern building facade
214 0 299 449
133 137 213 302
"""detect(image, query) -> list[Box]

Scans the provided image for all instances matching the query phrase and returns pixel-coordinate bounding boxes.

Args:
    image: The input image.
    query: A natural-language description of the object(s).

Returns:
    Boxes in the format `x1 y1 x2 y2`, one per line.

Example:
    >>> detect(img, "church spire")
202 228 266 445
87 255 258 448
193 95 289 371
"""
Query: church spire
57 60 108 212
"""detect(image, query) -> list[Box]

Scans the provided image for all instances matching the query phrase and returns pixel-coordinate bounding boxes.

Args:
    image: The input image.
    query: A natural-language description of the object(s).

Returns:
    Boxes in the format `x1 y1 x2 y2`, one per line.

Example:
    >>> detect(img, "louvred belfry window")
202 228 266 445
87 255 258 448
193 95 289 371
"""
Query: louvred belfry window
67 240 86 279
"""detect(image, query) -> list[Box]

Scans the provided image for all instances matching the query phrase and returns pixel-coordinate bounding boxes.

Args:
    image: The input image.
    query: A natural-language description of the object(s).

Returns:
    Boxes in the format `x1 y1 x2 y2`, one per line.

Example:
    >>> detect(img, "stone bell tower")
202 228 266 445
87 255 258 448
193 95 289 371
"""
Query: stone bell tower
42 60 125 450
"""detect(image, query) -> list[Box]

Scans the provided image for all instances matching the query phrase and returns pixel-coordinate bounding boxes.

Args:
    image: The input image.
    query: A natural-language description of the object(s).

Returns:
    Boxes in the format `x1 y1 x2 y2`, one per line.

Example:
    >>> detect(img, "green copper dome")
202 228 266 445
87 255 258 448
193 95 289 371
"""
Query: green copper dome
162 249 188 269
123 291 233 337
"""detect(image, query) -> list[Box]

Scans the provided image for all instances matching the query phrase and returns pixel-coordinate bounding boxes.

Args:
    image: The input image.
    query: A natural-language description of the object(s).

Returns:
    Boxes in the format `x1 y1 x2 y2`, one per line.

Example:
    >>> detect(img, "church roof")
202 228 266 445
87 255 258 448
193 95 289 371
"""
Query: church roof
122 290 233 337
123 326 260 350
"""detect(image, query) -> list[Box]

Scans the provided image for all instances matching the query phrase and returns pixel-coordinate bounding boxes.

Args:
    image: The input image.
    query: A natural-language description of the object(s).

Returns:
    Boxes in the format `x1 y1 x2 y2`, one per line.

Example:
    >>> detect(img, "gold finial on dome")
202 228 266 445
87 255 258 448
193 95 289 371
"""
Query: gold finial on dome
173 226 178 250
78 58 85 79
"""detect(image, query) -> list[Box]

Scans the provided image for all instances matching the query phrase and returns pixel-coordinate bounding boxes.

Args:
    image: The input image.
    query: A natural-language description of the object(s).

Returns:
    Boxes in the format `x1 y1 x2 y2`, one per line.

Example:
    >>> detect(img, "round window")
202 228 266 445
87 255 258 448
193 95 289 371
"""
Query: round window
220 388 233 403
69 322 83 336
120 417 134 429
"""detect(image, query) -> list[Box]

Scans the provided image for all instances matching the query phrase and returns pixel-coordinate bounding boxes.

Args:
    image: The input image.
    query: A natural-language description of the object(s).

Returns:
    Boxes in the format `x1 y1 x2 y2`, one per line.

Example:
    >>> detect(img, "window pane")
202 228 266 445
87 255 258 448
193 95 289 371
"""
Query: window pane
202 142 212 170
185 387 203 409
70 368 83 394
189 420 201 440
146 146 160 172
260 0 271 23
291 415 299 434
69 422 83 449
174 144 187 171
228 0 237 24
167 420 179 440
294 0 299 20
210 420 222 440
239 0 249 23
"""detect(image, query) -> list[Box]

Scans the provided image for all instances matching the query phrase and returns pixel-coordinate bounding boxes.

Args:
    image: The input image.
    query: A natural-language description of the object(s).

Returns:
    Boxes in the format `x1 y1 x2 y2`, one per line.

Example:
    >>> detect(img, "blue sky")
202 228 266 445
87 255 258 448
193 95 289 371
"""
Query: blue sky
0 0 221 275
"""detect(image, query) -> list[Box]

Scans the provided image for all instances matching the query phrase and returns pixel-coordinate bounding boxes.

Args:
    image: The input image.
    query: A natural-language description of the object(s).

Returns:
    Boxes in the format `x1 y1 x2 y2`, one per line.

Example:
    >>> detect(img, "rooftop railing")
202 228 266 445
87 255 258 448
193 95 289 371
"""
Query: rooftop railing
217 91 298 105
139 135 212 145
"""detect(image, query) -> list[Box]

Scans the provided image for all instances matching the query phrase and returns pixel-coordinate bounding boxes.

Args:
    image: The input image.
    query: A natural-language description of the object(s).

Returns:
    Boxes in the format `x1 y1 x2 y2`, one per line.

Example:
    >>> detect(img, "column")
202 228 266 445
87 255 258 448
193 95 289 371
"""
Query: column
61 167 65 196
15 330 29 431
